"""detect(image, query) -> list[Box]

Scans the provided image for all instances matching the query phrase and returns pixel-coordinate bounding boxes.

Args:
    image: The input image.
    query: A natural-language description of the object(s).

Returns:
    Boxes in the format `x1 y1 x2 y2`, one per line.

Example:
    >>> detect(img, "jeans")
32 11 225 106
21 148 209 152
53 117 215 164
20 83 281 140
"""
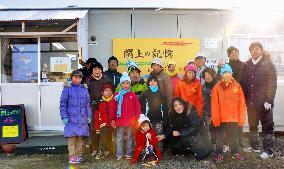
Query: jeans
116 126 134 158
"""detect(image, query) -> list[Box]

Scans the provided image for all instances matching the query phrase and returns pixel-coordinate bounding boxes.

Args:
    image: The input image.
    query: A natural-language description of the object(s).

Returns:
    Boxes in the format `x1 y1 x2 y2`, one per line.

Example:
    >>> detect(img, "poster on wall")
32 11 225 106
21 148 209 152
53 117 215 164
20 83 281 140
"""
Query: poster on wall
50 57 72 72
12 44 38 82
113 38 201 76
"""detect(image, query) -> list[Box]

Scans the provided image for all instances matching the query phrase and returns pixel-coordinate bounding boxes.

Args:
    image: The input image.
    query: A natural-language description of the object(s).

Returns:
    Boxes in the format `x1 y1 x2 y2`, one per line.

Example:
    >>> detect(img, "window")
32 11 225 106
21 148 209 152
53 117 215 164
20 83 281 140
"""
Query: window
1 38 38 83
40 37 78 82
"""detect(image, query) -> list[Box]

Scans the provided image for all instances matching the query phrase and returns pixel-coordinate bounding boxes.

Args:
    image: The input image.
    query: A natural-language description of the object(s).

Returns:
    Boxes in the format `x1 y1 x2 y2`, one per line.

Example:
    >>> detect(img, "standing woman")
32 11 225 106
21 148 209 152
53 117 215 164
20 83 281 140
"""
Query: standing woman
175 64 204 118
202 68 218 143
162 97 211 159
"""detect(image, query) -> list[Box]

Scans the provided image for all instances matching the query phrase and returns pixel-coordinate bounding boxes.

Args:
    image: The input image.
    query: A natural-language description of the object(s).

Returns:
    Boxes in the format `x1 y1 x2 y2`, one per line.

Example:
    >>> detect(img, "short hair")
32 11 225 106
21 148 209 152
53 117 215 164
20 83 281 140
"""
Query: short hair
108 56 118 64
249 42 263 51
227 46 239 57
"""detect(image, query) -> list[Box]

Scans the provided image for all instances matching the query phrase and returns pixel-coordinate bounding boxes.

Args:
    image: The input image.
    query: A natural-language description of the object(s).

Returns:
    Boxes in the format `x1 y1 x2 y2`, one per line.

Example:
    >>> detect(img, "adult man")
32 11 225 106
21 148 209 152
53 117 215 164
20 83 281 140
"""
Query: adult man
150 57 173 108
242 42 277 159
194 53 207 85
226 46 245 83
116 61 147 98
79 58 97 84
104 56 122 89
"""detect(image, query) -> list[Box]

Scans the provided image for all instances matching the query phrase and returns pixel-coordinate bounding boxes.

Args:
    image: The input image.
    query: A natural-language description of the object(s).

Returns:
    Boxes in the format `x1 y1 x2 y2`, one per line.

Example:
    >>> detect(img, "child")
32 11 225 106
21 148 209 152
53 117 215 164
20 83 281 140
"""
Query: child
131 114 162 166
110 72 142 160
93 83 115 159
140 76 168 150
211 64 246 162
175 64 204 118
167 61 181 96
60 70 92 164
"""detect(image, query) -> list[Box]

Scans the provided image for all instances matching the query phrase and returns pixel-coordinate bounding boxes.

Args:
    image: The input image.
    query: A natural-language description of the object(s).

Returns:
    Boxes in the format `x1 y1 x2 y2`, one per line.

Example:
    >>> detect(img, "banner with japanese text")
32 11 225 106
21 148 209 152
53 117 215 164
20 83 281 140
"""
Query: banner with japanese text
113 38 201 75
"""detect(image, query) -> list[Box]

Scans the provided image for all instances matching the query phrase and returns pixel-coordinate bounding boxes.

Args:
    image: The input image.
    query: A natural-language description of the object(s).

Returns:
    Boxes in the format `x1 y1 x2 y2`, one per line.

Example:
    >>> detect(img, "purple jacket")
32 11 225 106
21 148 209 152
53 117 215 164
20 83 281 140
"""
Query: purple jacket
60 83 92 137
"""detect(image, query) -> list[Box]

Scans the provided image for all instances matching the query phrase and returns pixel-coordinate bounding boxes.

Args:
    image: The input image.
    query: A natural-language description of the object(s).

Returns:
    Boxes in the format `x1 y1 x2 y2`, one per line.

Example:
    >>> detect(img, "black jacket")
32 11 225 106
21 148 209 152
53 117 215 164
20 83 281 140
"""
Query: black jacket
140 90 168 123
242 54 277 109
228 59 245 83
104 69 122 89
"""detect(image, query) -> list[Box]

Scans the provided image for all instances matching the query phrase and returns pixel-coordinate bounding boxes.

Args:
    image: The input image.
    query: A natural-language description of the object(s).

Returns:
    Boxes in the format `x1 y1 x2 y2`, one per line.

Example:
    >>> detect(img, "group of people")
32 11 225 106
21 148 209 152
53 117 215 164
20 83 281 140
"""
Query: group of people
59 41 277 165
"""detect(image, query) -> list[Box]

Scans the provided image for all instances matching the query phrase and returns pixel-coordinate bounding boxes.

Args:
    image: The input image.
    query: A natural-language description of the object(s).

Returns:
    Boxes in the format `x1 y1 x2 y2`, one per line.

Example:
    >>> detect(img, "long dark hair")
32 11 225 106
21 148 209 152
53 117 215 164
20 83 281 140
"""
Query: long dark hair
169 97 189 117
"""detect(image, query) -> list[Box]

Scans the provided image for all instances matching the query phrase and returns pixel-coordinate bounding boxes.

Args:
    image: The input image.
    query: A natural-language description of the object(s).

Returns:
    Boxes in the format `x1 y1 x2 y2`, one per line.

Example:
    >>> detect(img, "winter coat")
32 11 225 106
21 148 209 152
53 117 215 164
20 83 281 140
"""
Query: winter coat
211 79 246 127
163 105 211 159
242 54 277 109
169 74 181 96
93 98 113 133
116 78 147 98
140 90 168 124
202 78 218 118
228 59 245 83
150 70 173 108
109 92 141 127
59 83 92 137
104 69 122 89
175 79 204 118
86 75 108 110
131 128 162 164
79 67 91 84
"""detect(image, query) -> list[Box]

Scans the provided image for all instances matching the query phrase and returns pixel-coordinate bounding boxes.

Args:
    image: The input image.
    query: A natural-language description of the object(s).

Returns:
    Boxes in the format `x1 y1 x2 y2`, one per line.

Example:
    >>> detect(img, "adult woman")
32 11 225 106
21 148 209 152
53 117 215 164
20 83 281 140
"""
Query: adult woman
162 97 211 159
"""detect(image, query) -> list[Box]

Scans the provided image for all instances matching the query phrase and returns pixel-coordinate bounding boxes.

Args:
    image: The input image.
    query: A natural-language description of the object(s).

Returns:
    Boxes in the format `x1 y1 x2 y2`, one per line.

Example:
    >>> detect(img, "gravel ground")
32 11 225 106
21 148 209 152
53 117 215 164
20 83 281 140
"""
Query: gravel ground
2 137 284 169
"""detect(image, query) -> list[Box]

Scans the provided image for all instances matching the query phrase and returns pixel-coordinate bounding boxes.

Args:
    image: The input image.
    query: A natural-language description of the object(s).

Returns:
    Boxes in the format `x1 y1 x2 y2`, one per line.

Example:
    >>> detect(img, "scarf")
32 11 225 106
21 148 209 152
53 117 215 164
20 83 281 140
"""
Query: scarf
102 95 113 102
149 86 158 93
220 77 234 89
92 74 102 81
168 71 177 77
114 88 130 118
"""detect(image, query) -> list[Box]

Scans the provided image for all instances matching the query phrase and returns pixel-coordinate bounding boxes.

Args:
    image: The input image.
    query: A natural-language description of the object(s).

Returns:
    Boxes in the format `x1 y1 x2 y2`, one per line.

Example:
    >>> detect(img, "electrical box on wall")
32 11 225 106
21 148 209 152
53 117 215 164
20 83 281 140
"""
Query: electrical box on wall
89 42 97 46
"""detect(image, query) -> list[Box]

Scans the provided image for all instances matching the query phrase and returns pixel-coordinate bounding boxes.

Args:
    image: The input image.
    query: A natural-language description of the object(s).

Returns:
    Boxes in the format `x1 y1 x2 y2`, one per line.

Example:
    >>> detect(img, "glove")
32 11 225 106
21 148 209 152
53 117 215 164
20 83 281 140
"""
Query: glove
62 118 68 125
88 118 92 124
264 102 272 110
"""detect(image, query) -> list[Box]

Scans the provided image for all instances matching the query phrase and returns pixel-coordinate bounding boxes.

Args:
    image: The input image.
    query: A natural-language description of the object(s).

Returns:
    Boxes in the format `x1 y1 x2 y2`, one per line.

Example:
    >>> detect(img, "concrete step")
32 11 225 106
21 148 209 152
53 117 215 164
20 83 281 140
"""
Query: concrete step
15 135 67 155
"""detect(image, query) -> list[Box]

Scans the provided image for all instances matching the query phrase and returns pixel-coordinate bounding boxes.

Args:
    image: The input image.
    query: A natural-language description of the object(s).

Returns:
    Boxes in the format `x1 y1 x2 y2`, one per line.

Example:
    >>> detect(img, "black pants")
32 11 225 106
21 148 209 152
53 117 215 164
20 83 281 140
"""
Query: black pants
247 105 274 153
216 123 239 154
98 127 112 152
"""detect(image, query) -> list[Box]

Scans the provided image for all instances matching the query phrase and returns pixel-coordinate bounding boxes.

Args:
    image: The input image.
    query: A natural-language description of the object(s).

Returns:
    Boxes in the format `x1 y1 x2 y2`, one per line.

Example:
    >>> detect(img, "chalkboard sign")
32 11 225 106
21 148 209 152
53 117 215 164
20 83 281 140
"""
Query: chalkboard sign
0 104 28 145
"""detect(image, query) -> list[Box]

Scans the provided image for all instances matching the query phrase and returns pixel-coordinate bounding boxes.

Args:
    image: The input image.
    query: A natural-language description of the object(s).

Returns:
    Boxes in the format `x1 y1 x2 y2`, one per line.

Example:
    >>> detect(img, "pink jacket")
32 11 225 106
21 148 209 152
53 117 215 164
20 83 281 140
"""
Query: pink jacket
169 74 180 96
110 92 141 128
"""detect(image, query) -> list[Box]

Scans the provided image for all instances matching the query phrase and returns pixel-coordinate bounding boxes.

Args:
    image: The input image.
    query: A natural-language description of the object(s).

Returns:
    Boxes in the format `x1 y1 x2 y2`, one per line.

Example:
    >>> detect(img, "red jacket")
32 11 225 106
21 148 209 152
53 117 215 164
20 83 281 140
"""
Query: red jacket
109 92 141 128
93 99 112 133
131 128 162 164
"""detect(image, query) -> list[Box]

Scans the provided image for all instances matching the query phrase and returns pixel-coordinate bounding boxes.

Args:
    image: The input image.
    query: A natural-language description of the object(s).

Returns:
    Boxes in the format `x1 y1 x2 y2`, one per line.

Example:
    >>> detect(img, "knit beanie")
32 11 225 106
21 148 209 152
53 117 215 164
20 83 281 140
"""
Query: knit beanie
127 60 141 73
102 83 113 91
119 72 131 84
220 64 233 75
138 114 150 128
185 64 197 74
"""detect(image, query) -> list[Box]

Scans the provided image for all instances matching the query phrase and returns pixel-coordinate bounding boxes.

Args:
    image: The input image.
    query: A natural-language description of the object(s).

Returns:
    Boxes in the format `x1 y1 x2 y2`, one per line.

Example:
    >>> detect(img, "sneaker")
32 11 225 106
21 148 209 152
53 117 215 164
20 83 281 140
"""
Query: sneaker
259 152 273 159
104 151 110 156
91 150 98 157
125 155 132 160
223 145 230 153
243 147 261 153
117 156 123 161
215 154 223 162
76 156 84 162
232 153 245 161
95 152 106 160
69 156 80 164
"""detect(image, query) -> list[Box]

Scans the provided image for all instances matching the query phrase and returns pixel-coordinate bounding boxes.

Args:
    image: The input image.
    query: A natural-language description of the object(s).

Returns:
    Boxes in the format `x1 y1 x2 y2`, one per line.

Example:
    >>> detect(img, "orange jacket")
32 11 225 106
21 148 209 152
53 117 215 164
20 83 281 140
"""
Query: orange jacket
175 79 204 117
211 79 246 127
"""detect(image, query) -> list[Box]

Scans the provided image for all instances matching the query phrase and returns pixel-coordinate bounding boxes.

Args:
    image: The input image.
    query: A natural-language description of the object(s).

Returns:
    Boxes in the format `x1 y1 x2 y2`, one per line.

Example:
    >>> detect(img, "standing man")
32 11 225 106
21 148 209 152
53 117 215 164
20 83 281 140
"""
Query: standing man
150 57 173 109
242 42 277 159
226 46 245 83
104 56 122 90
194 53 207 85
79 58 97 84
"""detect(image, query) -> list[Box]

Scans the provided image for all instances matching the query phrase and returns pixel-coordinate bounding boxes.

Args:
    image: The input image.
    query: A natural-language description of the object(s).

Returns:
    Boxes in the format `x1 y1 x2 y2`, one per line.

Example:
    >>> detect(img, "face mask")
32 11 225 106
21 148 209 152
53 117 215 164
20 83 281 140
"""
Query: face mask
149 85 158 93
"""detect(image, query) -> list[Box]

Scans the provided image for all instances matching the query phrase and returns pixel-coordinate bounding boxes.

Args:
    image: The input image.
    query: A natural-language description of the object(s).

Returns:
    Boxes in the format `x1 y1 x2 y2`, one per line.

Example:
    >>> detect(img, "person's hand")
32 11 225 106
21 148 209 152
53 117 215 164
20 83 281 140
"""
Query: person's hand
111 120 116 128
62 118 68 125
88 118 92 124
157 135 165 141
264 102 272 110
146 133 151 140
173 131 180 137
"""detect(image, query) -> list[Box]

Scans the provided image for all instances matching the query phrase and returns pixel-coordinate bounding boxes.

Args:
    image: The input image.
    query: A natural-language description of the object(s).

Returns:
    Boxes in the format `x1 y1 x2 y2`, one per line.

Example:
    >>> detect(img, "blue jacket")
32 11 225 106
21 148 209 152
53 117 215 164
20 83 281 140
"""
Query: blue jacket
60 82 92 137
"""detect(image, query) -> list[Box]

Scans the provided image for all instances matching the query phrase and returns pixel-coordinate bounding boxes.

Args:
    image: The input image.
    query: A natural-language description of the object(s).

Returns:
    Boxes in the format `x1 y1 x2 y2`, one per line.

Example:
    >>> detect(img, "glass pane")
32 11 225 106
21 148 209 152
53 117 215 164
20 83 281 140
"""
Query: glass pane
40 37 78 82
1 38 38 83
